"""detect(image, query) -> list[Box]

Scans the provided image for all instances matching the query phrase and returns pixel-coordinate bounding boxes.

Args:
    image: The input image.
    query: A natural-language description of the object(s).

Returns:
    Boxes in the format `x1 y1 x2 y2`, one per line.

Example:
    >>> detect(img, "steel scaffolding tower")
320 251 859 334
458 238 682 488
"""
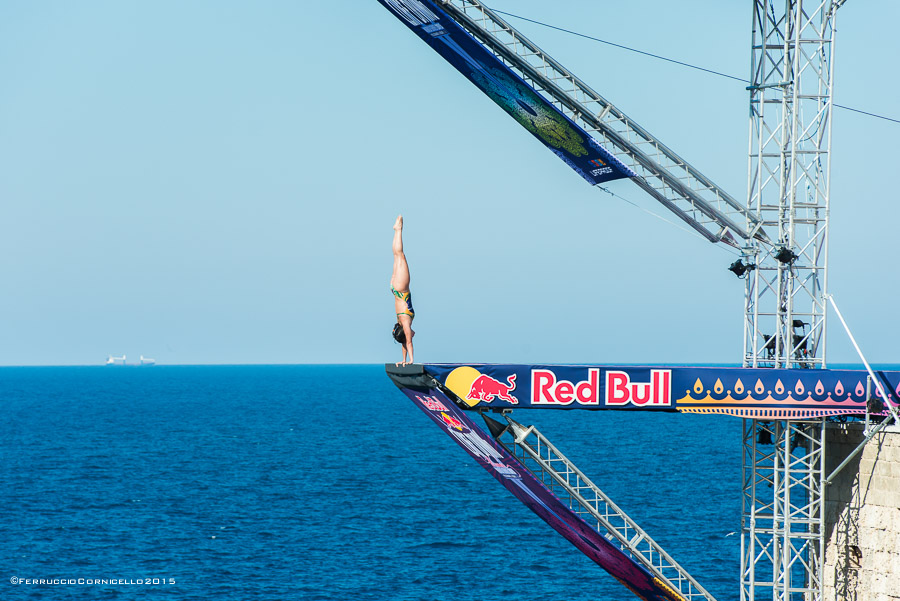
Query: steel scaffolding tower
741 2 843 599
741 419 826 601
743 0 841 370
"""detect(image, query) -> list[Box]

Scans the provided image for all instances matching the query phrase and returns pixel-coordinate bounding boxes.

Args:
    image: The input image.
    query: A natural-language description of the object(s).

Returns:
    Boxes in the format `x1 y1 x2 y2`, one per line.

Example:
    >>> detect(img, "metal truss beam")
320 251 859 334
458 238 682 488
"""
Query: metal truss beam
743 0 841 369
741 419 825 601
437 0 770 247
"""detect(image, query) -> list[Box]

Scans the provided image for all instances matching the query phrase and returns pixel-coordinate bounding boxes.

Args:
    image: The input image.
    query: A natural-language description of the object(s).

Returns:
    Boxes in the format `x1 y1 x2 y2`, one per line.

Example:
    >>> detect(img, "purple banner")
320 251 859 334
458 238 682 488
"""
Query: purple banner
425 363 900 419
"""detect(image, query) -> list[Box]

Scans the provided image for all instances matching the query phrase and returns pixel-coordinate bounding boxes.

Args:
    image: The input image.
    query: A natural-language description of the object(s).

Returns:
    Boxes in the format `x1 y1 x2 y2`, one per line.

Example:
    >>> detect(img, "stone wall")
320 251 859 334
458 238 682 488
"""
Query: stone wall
824 422 900 601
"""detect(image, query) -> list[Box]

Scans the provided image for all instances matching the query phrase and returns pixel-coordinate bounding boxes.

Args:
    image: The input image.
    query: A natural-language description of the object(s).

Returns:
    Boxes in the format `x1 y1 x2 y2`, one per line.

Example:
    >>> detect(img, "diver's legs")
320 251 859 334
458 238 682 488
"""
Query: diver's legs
391 215 410 291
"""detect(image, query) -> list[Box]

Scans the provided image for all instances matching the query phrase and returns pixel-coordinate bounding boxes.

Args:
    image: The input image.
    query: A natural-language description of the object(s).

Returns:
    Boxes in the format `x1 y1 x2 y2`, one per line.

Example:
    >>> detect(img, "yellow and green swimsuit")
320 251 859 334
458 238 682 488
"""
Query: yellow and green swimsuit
392 285 415 320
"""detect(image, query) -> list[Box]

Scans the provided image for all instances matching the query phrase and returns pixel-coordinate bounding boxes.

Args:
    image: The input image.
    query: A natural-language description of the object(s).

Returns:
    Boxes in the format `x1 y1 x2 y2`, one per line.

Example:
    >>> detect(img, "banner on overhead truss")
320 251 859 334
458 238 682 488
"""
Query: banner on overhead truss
376 0 635 185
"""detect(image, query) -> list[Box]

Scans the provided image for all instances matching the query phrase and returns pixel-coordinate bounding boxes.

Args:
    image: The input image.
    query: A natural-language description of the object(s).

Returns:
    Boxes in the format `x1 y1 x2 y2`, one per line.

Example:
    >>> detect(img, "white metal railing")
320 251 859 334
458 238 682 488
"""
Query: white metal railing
495 416 716 601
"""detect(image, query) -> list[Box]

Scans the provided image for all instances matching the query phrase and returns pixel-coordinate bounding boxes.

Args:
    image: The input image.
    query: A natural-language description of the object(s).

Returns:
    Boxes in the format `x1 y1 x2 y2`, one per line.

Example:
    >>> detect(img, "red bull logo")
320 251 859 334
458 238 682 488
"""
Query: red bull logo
531 368 672 407
606 370 671 407
532 368 600 405
466 374 519 404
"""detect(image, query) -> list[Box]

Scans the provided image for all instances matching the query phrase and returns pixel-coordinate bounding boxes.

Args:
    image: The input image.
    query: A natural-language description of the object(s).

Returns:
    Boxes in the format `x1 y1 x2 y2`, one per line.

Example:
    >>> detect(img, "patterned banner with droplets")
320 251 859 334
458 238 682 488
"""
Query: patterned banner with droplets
426 364 900 418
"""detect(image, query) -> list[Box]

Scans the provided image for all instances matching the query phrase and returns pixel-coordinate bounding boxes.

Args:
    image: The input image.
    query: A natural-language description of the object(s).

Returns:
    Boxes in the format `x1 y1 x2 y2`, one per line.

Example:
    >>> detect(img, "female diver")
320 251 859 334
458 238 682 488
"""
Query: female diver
391 215 415 365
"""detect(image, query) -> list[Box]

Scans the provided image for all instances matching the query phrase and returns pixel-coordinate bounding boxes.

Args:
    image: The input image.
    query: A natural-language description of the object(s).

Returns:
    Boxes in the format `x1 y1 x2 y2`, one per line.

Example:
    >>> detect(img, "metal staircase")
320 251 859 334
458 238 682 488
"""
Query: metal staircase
488 413 717 601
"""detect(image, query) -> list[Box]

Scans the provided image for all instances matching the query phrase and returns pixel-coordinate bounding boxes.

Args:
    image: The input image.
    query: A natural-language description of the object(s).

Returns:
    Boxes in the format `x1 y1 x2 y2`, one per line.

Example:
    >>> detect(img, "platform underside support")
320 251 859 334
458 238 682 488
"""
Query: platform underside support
493 414 716 601
741 418 825 601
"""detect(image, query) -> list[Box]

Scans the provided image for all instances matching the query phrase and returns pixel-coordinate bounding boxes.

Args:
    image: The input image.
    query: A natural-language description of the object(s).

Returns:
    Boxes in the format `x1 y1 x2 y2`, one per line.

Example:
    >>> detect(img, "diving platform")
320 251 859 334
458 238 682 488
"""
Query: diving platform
386 363 899 601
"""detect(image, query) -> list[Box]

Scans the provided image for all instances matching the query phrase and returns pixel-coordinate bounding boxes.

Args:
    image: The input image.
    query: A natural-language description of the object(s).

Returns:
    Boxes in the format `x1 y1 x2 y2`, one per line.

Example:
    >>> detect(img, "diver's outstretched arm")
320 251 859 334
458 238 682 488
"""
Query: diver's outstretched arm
402 322 414 365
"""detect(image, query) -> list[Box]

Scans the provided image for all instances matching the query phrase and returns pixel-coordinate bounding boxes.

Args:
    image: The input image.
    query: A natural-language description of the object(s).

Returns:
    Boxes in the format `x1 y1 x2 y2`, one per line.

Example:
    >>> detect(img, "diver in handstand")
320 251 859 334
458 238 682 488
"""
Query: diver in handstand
391 215 415 365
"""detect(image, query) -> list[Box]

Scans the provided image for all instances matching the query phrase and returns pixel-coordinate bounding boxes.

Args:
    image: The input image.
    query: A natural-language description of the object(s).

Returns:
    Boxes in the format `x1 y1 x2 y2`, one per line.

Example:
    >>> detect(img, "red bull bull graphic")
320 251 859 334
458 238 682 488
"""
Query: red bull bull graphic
443 366 520 407
427 364 900 418
467 373 518 404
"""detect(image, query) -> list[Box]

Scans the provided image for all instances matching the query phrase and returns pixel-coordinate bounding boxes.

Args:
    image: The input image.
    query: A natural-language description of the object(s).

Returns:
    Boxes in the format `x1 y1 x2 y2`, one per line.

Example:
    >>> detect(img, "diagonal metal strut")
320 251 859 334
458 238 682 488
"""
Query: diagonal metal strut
438 0 771 247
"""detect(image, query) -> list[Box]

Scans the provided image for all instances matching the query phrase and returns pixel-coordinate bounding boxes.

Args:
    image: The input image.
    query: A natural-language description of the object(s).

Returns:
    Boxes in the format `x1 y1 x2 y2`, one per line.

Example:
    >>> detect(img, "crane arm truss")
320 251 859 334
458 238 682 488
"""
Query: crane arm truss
436 0 771 247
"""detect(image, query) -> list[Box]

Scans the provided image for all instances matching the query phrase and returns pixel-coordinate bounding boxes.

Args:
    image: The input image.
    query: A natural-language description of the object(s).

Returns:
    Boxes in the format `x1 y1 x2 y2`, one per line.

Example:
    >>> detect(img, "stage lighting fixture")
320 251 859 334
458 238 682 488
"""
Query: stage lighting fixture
728 259 756 278
775 247 798 264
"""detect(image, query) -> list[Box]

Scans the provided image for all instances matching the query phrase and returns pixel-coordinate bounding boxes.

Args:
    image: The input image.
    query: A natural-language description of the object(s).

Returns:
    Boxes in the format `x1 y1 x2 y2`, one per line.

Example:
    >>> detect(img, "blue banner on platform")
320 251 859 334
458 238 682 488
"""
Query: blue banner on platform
376 0 635 185
396 382 682 601
426 364 900 419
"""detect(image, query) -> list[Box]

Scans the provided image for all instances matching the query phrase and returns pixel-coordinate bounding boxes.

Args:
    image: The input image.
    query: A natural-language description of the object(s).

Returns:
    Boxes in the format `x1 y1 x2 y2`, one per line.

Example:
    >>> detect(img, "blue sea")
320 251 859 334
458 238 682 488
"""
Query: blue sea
2 365 744 600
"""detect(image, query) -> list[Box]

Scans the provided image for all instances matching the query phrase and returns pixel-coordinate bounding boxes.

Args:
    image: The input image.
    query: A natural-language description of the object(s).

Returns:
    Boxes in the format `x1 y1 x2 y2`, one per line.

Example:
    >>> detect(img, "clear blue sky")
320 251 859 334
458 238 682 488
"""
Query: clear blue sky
1 0 897 366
